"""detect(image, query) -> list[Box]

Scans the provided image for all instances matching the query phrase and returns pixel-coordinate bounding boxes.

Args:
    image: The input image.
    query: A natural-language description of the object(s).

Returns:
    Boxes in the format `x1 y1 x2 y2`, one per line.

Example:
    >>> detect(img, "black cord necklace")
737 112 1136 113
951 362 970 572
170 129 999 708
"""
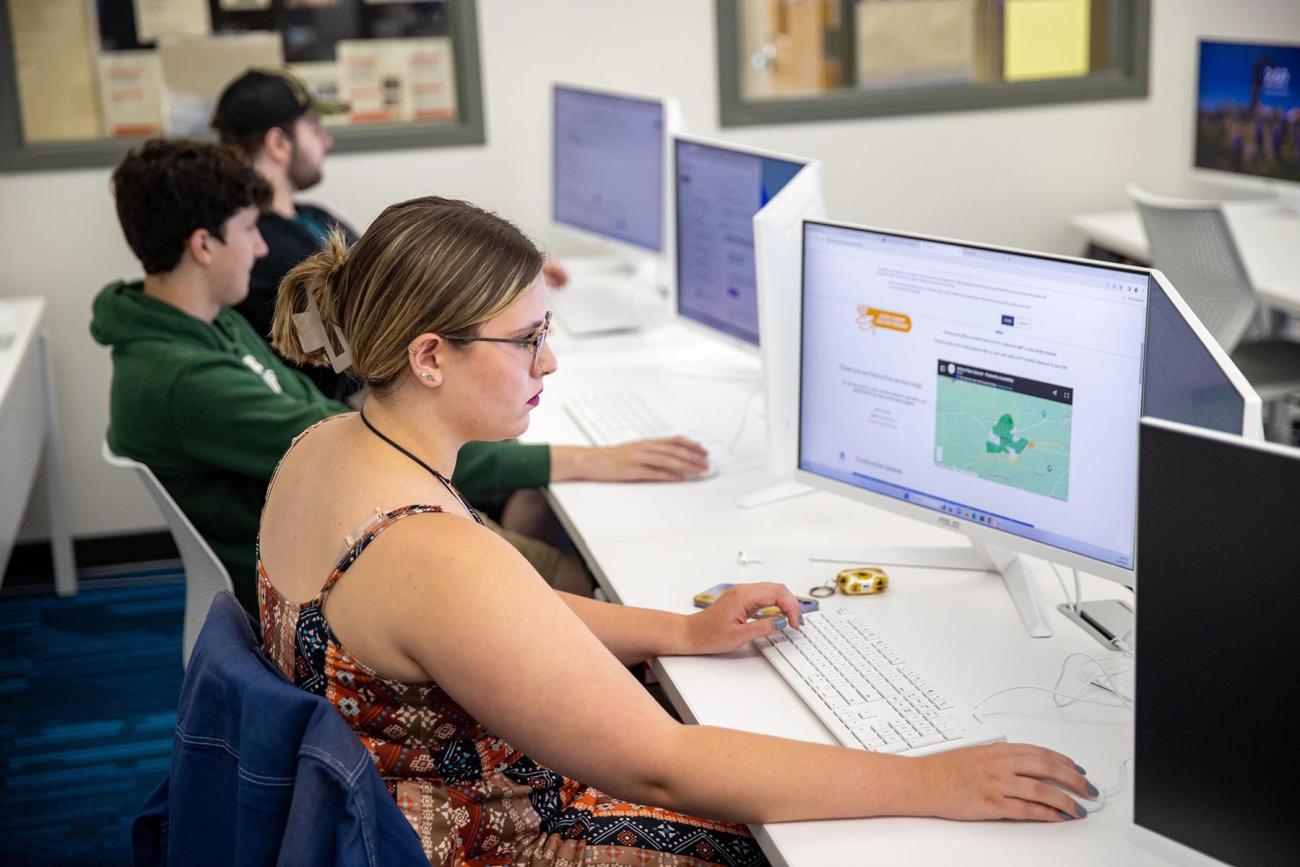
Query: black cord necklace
358 407 482 523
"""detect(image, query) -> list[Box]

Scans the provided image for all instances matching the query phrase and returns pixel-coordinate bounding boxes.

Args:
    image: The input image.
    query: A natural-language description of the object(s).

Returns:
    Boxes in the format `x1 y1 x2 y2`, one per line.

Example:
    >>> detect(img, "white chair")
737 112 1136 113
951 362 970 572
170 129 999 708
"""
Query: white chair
1129 185 1300 442
101 440 234 669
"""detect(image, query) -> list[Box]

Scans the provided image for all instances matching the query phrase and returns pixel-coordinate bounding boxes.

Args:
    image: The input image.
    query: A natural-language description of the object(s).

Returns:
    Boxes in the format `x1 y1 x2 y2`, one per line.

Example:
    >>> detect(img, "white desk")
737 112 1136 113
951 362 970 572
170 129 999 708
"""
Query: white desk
0 297 77 594
1068 201 1300 317
526 321 1160 866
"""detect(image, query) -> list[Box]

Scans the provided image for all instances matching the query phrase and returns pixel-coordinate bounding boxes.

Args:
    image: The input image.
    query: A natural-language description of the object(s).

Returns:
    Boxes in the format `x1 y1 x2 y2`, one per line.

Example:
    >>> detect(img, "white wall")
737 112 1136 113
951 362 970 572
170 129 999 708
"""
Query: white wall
4 0 1299 541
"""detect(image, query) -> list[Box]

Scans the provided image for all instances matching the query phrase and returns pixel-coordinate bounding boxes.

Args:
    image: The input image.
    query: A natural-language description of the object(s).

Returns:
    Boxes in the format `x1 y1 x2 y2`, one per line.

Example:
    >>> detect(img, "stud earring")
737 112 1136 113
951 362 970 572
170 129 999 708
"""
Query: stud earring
424 372 438 384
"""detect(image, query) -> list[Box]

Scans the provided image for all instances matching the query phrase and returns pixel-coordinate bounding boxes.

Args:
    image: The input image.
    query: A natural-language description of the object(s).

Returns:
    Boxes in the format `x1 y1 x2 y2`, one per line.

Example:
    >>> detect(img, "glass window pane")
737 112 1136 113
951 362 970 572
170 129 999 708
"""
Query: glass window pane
735 0 1129 108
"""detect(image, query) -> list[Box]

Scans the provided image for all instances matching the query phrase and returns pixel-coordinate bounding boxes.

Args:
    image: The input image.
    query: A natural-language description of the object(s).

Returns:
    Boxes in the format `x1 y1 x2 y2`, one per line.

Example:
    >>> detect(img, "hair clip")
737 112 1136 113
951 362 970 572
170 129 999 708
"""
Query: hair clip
292 297 354 373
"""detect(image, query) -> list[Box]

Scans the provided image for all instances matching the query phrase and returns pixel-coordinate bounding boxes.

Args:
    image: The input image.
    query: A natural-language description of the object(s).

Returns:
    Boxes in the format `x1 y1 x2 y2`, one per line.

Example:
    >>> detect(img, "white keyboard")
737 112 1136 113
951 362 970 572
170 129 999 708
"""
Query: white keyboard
565 388 673 446
758 607 1003 756
550 287 641 335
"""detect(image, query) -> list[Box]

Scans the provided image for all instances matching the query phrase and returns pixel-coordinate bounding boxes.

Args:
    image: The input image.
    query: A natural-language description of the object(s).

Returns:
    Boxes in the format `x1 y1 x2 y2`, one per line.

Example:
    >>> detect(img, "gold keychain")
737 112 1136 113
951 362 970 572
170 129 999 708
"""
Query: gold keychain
810 566 890 597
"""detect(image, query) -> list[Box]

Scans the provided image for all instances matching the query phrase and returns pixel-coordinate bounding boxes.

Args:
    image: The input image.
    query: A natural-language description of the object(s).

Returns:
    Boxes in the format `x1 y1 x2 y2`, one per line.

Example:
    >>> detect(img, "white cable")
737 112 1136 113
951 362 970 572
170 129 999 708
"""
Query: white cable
1101 755 1135 802
1050 562 1075 610
974 684 1129 712
684 388 764 458
726 388 765 453
974 651 1133 713
1053 652 1133 711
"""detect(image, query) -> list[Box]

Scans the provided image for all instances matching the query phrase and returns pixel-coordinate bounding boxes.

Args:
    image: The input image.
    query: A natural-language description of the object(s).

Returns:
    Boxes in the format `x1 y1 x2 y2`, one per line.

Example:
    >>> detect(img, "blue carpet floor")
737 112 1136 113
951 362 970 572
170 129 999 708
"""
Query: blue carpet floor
0 573 185 866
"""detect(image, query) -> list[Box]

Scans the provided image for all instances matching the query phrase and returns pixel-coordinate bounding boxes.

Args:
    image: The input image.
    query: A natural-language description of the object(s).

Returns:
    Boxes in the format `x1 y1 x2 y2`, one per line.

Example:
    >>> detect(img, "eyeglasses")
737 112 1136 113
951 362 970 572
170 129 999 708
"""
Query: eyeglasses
445 311 551 372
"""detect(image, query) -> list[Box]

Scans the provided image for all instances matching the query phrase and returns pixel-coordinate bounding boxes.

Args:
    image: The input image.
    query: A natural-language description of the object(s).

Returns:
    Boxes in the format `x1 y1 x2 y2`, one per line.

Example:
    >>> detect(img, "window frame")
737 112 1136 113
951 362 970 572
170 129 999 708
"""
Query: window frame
0 0 486 173
716 0 1150 128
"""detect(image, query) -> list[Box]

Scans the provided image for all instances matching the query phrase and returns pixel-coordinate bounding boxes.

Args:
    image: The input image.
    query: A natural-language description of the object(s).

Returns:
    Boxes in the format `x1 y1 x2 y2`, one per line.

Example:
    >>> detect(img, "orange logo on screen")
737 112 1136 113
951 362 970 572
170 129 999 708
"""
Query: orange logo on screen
856 305 911 332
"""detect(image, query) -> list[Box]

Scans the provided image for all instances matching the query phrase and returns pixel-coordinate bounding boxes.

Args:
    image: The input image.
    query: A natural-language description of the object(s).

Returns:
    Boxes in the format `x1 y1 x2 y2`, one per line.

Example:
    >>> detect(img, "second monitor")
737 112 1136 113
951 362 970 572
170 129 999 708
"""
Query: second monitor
673 137 809 348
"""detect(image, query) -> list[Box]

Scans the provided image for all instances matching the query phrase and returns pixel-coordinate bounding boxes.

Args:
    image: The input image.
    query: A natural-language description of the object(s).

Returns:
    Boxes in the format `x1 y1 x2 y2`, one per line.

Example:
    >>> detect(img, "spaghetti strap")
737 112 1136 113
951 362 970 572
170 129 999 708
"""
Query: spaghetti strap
316 503 447 600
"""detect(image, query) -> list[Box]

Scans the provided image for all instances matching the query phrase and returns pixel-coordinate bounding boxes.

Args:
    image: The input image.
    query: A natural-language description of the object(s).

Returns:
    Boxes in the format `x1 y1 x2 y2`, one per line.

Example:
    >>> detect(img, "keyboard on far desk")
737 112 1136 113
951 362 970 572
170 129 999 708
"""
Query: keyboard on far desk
565 387 674 446
550 286 641 335
758 607 1004 757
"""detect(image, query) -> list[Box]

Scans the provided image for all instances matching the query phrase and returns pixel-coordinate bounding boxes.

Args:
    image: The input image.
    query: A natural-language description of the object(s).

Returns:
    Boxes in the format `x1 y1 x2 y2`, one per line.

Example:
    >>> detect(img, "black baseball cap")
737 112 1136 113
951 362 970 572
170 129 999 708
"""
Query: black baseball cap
211 68 346 141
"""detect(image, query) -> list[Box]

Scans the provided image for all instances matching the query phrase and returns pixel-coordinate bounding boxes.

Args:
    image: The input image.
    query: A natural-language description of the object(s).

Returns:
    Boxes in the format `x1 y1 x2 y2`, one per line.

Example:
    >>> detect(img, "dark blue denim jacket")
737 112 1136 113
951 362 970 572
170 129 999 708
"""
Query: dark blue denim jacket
132 592 427 866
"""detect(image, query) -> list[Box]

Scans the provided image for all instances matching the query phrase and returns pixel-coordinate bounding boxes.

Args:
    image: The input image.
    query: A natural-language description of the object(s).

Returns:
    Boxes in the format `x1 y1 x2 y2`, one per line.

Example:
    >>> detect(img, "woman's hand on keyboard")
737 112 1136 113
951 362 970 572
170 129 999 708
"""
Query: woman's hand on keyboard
554 437 710 482
684 582 804 655
916 742 1094 822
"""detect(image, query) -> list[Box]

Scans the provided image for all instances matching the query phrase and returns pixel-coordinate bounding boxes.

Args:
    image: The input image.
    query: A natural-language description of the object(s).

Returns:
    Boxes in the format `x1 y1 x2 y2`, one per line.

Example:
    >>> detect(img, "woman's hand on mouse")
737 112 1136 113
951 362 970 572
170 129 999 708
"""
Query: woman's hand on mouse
914 742 1094 822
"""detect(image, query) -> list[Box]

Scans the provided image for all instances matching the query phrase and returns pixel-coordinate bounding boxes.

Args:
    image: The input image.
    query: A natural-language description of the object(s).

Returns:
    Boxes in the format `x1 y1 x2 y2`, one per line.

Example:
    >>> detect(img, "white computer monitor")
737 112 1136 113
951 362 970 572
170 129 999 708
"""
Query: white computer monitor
552 83 677 262
1143 270 1264 440
1193 39 1300 211
754 159 825 480
671 135 816 351
795 219 1153 638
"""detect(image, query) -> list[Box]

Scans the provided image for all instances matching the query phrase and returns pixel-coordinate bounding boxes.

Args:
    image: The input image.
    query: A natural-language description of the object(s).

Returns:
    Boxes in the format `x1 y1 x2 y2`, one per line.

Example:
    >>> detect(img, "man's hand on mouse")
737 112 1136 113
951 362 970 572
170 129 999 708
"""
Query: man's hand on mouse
550 438 711 483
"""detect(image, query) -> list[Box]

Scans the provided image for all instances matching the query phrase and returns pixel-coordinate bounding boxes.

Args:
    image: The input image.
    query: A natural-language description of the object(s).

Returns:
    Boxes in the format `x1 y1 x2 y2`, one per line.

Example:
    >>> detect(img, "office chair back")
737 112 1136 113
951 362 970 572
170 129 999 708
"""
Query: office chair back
101 440 234 668
1128 185 1259 354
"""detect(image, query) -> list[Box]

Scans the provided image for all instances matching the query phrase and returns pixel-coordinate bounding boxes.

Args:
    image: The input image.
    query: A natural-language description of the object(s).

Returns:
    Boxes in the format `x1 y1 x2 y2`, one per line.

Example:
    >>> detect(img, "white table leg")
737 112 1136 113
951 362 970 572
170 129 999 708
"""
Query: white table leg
38 330 76 596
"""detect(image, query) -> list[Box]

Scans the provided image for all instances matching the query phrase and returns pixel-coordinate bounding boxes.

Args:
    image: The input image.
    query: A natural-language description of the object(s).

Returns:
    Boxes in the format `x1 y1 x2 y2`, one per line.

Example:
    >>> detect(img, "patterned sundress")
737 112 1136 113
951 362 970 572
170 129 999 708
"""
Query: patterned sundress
257 421 768 866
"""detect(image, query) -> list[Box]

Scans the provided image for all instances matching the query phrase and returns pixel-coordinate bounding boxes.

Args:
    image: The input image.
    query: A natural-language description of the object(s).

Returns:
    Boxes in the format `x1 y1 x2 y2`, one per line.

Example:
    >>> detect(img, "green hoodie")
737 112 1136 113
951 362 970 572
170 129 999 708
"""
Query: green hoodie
90 280 550 613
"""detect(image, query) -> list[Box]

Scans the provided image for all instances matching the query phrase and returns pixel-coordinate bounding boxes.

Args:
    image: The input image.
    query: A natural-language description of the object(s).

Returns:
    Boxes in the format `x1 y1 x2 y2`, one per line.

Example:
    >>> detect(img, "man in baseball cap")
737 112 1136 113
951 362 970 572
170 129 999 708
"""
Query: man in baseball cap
212 67 569 402
212 68 358 399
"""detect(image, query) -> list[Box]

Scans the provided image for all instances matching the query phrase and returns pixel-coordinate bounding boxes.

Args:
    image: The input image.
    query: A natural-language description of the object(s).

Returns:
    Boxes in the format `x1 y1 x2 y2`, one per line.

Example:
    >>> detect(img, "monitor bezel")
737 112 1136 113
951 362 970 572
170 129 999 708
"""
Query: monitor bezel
670 132 814 354
1133 415 1300 866
1147 270 1264 440
550 82 674 256
1191 38 1300 195
793 217 1154 585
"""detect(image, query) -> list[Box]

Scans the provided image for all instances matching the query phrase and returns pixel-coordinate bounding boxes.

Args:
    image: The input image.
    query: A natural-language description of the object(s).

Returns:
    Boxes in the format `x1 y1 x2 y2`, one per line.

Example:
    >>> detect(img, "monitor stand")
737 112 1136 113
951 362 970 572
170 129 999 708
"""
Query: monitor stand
809 541 1053 637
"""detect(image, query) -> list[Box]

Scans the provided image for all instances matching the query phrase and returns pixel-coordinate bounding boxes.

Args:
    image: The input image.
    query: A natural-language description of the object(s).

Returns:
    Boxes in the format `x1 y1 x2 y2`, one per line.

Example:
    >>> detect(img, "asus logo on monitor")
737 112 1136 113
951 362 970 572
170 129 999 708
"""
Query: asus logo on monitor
937 517 960 530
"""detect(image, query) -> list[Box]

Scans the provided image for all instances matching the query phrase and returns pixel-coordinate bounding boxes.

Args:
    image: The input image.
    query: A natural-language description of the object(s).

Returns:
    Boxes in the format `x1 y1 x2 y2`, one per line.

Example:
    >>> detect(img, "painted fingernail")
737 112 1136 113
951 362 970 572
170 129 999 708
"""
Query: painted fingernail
1086 783 1099 798
1075 764 1087 775
1075 803 1088 818
772 617 789 630
796 613 804 626
1057 810 1072 821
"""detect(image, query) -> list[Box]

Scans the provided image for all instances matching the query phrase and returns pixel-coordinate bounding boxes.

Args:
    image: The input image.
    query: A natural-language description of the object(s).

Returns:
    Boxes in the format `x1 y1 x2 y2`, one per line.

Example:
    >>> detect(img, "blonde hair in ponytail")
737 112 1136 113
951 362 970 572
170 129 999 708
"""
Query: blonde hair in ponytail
271 227 350 369
270 197 544 391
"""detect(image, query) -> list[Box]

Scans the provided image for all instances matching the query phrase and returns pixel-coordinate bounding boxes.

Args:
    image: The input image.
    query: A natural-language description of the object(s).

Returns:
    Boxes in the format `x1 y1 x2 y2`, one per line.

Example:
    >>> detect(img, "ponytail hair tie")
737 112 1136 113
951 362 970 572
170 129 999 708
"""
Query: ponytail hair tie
291 296 354 373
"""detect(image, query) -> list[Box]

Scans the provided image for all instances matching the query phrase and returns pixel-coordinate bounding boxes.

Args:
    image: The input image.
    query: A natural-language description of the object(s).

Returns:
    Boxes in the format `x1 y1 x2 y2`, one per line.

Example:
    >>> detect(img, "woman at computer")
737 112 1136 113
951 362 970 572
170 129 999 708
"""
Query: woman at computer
258 196 1095 865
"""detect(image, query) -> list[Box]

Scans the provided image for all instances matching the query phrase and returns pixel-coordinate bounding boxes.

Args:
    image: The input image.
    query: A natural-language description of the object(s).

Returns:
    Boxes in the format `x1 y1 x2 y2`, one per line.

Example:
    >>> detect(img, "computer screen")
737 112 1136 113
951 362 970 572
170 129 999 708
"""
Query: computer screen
1135 418 1297 866
674 139 805 345
1142 274 1247 435
1195 39 1300 185
798 222 1149 570
552 85 665 251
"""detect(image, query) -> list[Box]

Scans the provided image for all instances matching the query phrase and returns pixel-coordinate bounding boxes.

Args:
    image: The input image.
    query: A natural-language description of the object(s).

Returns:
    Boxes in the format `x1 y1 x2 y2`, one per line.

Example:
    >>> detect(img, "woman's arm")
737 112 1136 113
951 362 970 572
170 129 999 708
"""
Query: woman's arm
556 582 805 665
346 518 1092 826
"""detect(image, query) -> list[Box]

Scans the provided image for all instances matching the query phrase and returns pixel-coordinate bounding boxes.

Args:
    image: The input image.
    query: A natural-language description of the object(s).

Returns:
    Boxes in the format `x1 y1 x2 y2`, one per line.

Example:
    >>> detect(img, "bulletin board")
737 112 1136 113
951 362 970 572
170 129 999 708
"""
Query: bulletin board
0 0 484 171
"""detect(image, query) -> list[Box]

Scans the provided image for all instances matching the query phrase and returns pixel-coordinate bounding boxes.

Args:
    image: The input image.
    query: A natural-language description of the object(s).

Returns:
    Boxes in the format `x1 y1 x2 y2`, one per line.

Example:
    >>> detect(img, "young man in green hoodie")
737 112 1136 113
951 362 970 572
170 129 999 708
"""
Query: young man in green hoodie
92 140 710 614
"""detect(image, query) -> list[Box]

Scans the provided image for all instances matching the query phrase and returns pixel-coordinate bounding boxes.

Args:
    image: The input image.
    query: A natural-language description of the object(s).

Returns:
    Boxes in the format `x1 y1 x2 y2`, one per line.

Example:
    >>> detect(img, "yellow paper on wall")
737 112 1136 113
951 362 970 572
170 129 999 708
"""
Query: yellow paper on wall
8 0 102 142
1004 0 1090 82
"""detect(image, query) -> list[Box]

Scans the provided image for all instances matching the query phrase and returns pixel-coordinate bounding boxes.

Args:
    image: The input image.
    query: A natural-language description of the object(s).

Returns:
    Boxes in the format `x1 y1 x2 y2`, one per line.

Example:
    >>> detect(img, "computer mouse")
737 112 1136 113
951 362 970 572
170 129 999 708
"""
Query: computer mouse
679 432 730 479
1045 777 1103 817
689 463 720 481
